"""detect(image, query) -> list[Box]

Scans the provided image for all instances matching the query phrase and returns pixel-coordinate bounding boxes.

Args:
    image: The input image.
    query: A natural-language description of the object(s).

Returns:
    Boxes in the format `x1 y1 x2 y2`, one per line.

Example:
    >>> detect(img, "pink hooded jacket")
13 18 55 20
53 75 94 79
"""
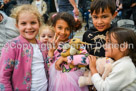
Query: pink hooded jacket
0 35 48 91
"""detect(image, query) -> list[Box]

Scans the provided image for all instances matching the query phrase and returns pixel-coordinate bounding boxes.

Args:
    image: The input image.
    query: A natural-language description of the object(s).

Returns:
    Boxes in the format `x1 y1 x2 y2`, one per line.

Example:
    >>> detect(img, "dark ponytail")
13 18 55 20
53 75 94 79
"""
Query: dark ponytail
74 18 82 32
129 52 136 67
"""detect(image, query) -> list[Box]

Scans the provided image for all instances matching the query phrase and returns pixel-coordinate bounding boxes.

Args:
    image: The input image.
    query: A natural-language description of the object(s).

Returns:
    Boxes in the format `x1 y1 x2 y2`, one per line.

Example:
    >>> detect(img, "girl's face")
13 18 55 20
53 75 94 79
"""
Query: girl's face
54 19 70 42
104 33 124 61
16 12 40 43
91 8 116 32
40 29 54 43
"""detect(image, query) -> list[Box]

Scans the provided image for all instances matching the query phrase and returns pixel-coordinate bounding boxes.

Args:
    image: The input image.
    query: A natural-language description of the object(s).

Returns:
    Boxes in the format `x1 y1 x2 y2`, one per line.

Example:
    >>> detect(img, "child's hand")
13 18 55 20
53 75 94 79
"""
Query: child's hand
51 33 60 49
48 34 60 57
131 3 136 7
88 55 98 76
55 57 67 70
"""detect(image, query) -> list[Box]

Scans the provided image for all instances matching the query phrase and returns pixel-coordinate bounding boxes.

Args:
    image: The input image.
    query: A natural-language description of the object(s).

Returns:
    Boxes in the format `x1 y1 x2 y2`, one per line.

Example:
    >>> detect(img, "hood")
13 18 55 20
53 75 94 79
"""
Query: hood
0 10 8 24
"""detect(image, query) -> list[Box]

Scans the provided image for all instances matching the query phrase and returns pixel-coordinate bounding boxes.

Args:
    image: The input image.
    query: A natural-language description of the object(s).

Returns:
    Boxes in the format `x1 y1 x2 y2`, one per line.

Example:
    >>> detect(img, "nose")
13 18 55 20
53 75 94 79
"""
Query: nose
97 18 103 24
61 29 65 34
26 24 32 29
44 36 48 40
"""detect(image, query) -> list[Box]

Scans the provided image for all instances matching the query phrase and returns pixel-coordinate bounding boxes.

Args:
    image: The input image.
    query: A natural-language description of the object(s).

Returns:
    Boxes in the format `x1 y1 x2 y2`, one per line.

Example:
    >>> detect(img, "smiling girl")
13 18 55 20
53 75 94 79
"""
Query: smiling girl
0 5 48 91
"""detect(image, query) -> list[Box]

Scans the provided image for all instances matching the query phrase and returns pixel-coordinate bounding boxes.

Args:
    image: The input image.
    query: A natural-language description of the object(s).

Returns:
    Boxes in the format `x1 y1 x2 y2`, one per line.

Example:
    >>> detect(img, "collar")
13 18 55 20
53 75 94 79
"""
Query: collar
112 56 131 66
18 35 40 44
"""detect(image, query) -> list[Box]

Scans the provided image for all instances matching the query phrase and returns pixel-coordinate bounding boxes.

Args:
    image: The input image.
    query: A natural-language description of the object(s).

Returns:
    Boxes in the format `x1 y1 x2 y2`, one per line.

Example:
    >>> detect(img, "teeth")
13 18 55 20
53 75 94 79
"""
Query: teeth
25 31 35 33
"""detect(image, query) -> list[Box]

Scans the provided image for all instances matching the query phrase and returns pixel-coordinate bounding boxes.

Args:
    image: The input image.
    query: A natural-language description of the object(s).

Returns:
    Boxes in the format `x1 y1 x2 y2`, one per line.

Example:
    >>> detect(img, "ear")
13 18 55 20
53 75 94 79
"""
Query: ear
112 11 117 20
120 42 128 52
16 24 18 29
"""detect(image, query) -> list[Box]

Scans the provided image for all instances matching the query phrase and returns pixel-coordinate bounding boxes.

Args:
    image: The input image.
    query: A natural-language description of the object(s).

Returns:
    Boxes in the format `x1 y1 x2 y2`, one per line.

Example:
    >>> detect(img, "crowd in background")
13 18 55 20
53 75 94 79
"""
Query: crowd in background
0 0 136 24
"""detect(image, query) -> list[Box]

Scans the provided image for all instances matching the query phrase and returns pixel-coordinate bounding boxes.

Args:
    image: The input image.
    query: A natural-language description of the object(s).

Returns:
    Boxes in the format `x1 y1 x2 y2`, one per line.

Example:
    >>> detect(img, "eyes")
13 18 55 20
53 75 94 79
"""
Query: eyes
57 26 70 31
41 35 53 38
92 15 109 19
20 21 38 26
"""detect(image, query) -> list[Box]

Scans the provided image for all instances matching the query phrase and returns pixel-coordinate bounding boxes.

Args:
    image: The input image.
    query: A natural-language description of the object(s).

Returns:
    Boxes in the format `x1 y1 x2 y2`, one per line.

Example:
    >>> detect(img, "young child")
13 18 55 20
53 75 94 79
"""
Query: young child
83 0 117 57
47 12 89 91
0 5 48 91
89 27 136 90
39 25 55 44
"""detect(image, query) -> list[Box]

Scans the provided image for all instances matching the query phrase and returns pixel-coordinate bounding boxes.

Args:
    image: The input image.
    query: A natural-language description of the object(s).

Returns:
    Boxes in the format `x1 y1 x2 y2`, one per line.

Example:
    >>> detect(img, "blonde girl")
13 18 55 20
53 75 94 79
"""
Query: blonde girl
0 5 48 91
39 25 55 44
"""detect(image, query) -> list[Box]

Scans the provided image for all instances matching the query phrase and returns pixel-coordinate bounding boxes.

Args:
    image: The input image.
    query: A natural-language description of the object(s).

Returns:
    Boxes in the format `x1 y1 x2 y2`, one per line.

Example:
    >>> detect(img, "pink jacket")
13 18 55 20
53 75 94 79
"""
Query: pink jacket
0 35 48 91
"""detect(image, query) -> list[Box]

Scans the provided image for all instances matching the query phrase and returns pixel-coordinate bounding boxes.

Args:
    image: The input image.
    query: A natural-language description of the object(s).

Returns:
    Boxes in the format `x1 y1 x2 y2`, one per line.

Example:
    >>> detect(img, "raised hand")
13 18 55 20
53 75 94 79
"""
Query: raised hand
48 33 60 57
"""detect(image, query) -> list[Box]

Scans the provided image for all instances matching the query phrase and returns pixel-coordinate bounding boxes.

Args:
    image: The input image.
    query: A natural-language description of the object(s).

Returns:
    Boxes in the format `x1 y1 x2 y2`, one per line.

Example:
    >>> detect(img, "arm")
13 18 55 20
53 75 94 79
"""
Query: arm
67 46 90 65
46 46 56 68
88 55 98 76
91 61 136 91
55 46 90 70
69 0 79 16
54 0 59 12
0 42 16 91
46 34 60 68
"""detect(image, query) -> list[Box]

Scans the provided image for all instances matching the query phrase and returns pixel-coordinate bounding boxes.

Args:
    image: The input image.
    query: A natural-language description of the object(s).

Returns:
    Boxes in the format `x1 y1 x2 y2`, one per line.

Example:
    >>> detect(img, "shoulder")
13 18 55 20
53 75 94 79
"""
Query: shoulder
113 57 135 73
6 37 20 45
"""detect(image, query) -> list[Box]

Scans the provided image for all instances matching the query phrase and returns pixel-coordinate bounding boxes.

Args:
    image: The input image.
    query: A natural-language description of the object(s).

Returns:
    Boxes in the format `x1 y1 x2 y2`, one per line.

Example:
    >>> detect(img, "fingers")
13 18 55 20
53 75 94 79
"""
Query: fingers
55 61 61 70
55 36 60 43
88 56 92 63
88 55 97 69
52 33 60 48
89 55 96 62
53 33 57 42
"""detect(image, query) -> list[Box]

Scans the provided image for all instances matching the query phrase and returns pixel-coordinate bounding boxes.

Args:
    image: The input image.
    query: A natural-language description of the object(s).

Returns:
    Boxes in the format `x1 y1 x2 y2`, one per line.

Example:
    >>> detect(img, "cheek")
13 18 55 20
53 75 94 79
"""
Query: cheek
49 38 53 41
66 31 71 36
35 25 40 30
105 18 112 24
54 27 59 34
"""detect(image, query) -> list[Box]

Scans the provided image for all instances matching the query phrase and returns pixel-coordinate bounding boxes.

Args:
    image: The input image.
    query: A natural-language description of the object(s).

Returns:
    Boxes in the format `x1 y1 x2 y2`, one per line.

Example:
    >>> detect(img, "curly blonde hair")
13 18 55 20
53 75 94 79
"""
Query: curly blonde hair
10 4 43 25
39 24 55 40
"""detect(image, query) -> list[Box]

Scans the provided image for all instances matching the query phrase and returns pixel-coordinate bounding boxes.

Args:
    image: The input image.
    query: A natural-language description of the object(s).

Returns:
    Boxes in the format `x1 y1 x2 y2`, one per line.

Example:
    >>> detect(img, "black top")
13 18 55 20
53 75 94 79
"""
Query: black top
83 25 115 57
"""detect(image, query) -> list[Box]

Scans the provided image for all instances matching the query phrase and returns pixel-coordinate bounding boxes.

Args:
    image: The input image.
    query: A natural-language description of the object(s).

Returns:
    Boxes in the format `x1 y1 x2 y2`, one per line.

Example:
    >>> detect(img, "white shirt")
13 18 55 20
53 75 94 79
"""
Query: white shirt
92 56 136 91
31 44 48 91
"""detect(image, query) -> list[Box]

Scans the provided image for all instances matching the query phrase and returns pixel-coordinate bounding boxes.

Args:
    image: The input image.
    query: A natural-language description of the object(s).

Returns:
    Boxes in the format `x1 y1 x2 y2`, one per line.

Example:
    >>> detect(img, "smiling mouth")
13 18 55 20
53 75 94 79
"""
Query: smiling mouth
59 35 66 38
25 30 35 33
97 25 105 29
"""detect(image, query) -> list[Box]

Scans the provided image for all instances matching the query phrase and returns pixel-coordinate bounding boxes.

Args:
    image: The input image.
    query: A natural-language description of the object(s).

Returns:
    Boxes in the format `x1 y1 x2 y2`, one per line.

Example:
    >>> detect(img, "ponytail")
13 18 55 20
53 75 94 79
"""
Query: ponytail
129 51 136 67
74 18 82 32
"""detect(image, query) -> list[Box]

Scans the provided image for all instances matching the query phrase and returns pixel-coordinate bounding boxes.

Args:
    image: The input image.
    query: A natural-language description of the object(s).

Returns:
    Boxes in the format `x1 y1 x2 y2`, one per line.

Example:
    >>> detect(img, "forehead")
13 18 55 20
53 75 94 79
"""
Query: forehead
91 8 112 15
106 33 117 41
56 19 69 27
41 29 54 34
18 12 38 20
